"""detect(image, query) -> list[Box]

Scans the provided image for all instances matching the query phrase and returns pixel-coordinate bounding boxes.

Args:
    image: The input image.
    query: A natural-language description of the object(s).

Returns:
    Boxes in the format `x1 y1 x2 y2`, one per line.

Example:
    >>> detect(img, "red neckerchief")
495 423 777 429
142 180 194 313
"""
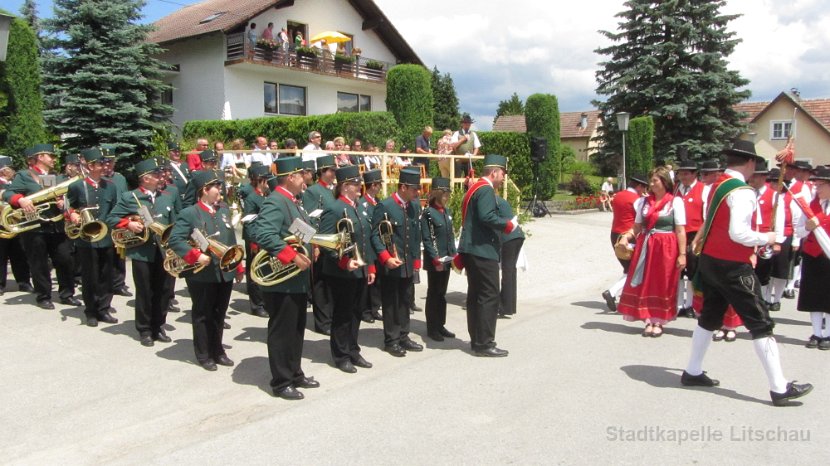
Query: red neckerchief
643 193 673 230
339 195 355 207
197 201 215 215
461 178 490 223
85 177 99 188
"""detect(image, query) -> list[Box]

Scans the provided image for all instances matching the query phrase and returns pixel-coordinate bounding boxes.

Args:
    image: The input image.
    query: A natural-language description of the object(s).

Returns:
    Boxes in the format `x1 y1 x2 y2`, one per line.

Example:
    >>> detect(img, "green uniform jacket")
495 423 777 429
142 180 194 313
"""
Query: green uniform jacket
106 188 179 262
168 202 238 283
496 196 525 242
240 185 265 242
168 162 190 200
252 188 311 294
66 177 118 248
458 180 509 261
302 181 335 229
104 172 129 197
319 197 377 279
370 194 422 278
421 205 457 272
3 169 75 234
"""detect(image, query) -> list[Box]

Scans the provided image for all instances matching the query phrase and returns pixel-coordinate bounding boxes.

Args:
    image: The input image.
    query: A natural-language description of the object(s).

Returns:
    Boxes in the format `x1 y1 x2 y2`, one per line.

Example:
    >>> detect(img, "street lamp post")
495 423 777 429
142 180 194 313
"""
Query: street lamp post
616 112 630 189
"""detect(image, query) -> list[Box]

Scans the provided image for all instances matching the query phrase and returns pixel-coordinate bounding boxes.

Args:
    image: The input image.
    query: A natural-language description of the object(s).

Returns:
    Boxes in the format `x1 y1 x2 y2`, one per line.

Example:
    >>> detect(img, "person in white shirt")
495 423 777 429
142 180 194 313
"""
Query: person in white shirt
450 113 481 179
250 136 272 167
301 131 323 165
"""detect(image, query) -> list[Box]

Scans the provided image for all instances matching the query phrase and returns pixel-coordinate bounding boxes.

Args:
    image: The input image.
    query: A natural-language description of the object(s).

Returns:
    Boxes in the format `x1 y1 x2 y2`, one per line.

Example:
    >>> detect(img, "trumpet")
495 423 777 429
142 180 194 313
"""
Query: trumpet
250 232 347 286
378 212 397 258
65 207 108 242
0 175 82 236
337 209 365 267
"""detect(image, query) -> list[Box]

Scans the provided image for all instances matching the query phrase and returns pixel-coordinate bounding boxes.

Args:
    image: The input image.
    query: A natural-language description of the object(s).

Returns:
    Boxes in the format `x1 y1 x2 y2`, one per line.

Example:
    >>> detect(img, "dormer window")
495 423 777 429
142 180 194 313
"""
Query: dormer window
200 12 225 24
580 113 588 129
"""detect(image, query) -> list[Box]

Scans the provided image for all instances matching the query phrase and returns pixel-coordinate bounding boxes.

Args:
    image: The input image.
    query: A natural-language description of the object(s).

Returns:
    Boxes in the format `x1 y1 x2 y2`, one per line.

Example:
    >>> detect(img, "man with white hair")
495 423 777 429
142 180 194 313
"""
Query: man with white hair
301 131 323 166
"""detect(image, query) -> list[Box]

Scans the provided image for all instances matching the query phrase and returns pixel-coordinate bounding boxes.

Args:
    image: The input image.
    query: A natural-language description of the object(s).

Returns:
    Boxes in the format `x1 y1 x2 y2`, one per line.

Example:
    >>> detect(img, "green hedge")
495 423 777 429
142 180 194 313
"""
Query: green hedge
182 112 399 149
524 93 560 199
385 64 434 149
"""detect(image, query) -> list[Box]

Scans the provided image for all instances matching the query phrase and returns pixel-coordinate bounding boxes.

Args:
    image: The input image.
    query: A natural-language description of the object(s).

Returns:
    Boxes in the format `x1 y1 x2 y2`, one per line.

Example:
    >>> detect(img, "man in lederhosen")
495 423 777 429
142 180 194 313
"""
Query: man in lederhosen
240 164 272 318
253 156 319 400
748 161 784 309
370 168 424 357
66 148 119 327
456 155 517 357
0 156 33 295
3 144 79 309
684 140 812 406
302 154 336 335
359 169 383 323
108 159 178 345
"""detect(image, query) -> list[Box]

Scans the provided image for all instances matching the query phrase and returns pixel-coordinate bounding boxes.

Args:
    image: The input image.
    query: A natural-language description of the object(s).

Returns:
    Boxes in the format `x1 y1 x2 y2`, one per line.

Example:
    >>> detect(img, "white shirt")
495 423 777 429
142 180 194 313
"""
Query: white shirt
301 143 322 163
720 169 770 247
634 196 686 226
601 181 613 193
220 152 251 170
250 146 271 166
450 130 481 151
794 199 828 240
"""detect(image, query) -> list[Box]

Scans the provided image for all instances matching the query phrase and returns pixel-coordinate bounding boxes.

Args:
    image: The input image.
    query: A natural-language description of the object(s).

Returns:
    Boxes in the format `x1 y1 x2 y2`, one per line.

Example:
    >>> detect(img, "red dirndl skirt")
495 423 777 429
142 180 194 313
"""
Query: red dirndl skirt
618 230 680 325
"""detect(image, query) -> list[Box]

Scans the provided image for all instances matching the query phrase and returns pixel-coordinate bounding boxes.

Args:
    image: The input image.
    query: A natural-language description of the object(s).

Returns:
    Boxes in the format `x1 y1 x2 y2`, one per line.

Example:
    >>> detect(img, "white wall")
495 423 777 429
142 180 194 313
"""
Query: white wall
158 34 227 131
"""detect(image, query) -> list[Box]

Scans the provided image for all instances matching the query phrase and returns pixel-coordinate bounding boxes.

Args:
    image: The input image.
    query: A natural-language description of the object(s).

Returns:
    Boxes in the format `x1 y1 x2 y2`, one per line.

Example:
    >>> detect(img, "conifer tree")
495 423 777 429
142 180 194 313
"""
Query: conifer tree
19 0 40 40
494 92 524 125
41 0 172 164
430 66 460 132
593 0 750 173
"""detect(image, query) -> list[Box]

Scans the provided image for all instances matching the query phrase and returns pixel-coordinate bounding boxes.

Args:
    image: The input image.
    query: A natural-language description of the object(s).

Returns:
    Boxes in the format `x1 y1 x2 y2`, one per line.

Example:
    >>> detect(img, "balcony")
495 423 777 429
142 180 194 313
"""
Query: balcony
225 32 391 83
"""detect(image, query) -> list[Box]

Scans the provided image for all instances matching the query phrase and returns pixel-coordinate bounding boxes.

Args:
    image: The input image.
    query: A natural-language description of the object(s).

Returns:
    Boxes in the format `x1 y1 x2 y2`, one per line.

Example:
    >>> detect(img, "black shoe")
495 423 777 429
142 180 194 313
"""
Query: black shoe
401 340 423 352
819 338 830 351
384 345 406 357
439 327 455 338
680 307 696 318
223 321 231 330
98 313 118 324
295 376 320 389
681 371 720 387
771 381 813 406
113 287 132 297
783 289 796 299
371 311 382 320
86 317 98 327
361 315 375 323
769 302 781 312
497 313 511 319
474 347 509 357
200 359 218 371
251 308 268 318
427 330 444 341
107 306 117 314
351 355 373 368
167 304 181 313
215 355 234 367
410 304 422 313
337 359 357 373
602 290 617 312
18 283 34 293
315 327 331 336
37 300 55 310
153 330 172 343
274 386 304 400
140 334 154 347
60 296 82 306
806 335 822 349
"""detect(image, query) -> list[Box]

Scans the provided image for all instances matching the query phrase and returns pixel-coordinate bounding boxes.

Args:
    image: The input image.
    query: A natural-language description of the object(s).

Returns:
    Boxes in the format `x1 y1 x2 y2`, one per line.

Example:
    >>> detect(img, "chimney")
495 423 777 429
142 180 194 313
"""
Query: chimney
579 113 588 129
790 88 801 100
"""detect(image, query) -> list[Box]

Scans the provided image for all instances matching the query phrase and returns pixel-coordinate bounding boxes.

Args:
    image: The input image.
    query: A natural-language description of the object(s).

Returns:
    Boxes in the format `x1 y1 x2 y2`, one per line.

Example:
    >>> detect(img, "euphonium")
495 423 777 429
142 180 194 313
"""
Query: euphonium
0 175 82 236
378 212 397 258
65 207 108 242
162 246 206 278
250 232 347 286
111 215 150 248
147 221 174 248
337 210 365 267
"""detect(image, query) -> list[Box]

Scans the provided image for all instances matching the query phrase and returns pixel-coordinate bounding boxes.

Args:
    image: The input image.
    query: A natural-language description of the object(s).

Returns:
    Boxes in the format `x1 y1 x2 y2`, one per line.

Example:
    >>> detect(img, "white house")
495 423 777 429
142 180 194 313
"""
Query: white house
148 0 422 130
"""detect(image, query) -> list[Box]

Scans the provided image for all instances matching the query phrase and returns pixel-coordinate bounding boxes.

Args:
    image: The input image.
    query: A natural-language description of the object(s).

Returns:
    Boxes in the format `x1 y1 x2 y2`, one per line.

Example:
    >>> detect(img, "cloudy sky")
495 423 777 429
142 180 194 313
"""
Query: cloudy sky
9 0 830 130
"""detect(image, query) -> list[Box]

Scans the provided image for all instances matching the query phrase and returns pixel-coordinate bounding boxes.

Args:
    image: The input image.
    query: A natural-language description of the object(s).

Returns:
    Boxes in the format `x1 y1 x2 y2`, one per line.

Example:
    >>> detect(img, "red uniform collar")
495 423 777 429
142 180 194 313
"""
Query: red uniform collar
392 192 407 208
318 179 332 190
339 195 355 207
275 186 295 200
85 177 100 188
31 165 48 175
364 193 376 205
197 201 215 215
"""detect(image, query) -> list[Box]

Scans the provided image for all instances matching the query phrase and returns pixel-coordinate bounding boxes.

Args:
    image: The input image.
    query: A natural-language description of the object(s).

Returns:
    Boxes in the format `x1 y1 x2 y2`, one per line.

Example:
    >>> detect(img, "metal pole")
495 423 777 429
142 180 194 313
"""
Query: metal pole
621 132 627 190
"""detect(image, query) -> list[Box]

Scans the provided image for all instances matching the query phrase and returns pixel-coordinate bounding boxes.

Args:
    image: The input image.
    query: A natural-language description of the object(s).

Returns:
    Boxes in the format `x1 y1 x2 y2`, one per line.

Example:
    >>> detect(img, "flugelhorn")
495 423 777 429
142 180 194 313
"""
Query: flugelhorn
65 207 108 242
0 175 82 236
250 232 347 286
378 212 397 258
192 228 245 273
337 209 365 266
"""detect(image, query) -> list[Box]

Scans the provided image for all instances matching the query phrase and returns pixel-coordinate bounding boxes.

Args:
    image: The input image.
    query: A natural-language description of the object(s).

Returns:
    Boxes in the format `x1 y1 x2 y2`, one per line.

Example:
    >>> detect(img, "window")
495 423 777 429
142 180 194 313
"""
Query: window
337 92 371 113
770 121 792 140
264 83 306 115
161 88 173 105
199 12 225 24
279 84 306 115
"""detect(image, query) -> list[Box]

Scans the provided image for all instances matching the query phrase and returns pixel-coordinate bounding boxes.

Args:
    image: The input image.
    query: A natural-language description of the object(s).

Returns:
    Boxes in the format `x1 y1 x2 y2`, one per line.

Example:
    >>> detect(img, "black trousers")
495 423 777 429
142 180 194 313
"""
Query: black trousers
610 232 632 273
71 242 82 284
755 256 773 287
245 241 264 312
698 254 775 339
262 291 307 391
22 231 75 303
311 259 333 332
112 252 127 290
132 250 172 336
78 246 114 318
771 237 793 279
680 231 699 280
328 276 365 364
0 236 31 289
500 237 524 315
380 274 414 347
425 268 451 331
462 253 500 350
362 267 382 319
186 279 232 363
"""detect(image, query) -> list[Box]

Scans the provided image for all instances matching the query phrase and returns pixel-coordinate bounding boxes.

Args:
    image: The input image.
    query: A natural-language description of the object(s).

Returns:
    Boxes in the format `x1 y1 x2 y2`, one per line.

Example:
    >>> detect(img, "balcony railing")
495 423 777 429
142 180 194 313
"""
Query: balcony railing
225 32 390 82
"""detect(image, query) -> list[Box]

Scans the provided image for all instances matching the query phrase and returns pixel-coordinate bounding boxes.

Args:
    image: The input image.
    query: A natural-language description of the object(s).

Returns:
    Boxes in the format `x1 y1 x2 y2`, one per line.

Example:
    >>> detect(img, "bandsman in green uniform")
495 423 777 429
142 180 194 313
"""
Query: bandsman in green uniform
240 164 272 318
100 146 132 298
302 154 336 335
496 194 525 318
420 177 458 341
359 169 383 323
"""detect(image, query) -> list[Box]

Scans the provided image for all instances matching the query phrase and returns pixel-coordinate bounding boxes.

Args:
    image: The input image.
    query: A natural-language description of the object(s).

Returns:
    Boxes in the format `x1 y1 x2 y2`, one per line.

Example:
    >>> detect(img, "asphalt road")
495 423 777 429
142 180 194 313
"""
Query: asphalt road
1 211 827 464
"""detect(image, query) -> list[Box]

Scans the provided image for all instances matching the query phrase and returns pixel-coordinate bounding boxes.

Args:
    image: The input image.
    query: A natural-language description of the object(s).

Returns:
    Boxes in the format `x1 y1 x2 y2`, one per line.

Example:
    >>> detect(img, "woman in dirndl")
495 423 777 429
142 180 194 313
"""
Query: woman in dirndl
795 166 830 350
618 166 686 337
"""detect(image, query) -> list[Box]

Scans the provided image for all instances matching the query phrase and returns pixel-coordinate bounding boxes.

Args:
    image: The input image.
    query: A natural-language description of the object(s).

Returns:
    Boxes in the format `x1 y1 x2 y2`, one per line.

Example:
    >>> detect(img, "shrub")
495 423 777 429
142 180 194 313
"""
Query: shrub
568 172 596 195
386 64 433 149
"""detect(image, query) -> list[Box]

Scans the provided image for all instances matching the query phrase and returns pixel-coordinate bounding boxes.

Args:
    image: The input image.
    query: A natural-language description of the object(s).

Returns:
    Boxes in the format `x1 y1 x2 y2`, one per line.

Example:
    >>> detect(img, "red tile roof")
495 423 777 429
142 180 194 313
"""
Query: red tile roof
491 115 526 133
734 101 769 125
735 94 830 131
491 111 601 139
147 0 275 44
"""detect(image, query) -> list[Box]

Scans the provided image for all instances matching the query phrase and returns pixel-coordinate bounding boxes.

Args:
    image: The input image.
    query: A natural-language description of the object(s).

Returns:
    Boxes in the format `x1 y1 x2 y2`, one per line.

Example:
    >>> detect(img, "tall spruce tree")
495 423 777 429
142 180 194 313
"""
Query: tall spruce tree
430 66 460 132
494 92 524 125
593 0 750 174
42 0 172 164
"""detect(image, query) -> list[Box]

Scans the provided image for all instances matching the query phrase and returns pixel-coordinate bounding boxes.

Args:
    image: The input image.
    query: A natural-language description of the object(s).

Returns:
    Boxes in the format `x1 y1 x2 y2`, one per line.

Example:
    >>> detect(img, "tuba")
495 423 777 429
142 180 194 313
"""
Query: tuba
337 209 365 267
0 175 82 236
378 212 397 258
162 246 205 278
250 232 346 287
65 207 108 242
111 215 150 248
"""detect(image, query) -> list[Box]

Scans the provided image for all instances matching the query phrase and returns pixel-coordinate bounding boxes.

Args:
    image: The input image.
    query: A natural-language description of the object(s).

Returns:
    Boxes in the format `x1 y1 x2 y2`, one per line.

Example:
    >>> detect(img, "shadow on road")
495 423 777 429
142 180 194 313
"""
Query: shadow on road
156 338 197 367
445 291 467 309
620 364 770 406
571 300 613 313
232 356 272 396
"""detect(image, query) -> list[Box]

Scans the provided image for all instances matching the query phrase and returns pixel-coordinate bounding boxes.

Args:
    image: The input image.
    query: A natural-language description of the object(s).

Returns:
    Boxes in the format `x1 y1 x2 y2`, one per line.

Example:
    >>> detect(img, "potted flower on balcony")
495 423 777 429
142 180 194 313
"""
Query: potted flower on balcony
365 59 384 71
257 38 278 61
334 53 354 72
296 46 318 59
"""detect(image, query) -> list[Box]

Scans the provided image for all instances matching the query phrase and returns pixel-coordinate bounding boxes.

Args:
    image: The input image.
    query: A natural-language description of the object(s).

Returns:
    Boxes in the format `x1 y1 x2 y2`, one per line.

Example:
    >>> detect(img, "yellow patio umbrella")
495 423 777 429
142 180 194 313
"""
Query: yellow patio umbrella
309 31 351 44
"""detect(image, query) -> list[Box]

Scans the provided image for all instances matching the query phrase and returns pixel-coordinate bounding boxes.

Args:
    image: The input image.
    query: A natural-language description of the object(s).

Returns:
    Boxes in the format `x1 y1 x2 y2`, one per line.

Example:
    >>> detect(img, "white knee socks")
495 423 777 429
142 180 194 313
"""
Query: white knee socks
810 312 824 338
770 278 788 303
685 325 713 376
609 275 627 299
752 336 788 394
